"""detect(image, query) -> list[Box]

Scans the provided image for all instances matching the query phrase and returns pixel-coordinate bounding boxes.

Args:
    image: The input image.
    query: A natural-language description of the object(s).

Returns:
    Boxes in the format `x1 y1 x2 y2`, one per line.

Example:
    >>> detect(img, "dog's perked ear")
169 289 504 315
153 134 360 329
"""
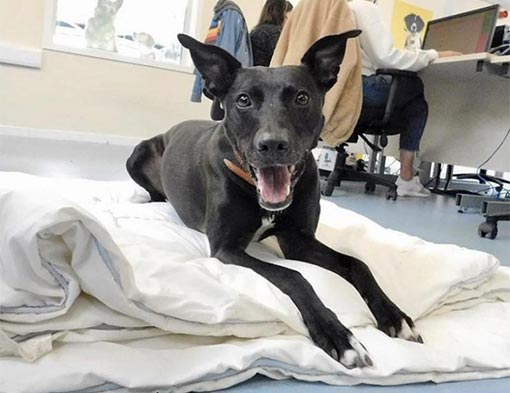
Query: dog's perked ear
178 34 242 99
301 30 361 92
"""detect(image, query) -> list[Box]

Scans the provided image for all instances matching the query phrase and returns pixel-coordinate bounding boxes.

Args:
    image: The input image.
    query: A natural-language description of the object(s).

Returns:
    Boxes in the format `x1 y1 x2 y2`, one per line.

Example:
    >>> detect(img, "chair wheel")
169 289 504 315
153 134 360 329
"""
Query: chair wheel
365 182 376 193
478 221 498 239
386 188 397 201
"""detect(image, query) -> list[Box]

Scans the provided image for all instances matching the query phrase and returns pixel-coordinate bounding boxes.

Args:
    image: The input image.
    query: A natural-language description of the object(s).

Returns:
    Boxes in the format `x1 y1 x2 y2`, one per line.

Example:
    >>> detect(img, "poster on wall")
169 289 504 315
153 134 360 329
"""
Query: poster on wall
391 0 433 50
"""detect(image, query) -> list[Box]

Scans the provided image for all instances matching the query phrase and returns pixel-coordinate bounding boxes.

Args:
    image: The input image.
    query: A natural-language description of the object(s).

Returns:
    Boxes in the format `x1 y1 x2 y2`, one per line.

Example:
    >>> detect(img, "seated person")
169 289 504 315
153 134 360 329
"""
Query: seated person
250 0 293 66
348 0 461 197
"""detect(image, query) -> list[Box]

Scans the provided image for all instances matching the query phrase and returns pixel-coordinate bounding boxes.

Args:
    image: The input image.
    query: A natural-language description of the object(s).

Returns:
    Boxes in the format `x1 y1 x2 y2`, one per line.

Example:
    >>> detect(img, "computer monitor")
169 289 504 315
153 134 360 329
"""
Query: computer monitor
422 5 499 54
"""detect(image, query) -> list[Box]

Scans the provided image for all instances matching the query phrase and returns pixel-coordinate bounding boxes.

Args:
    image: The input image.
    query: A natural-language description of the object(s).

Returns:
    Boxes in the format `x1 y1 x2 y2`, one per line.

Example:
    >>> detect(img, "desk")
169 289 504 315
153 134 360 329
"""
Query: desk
490 55 510 64
386 53 510 172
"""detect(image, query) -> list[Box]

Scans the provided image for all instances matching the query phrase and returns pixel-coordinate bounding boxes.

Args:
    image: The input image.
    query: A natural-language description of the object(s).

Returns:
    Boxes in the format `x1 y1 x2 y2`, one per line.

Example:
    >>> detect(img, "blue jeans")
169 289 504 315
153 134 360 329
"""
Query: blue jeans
361 74 428 151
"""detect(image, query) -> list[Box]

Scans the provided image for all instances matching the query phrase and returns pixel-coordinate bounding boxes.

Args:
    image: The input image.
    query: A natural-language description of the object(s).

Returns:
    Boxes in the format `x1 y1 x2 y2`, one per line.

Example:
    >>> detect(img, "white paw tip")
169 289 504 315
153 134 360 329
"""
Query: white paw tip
398 319 423 343
340 336 372 368
340 349 358 368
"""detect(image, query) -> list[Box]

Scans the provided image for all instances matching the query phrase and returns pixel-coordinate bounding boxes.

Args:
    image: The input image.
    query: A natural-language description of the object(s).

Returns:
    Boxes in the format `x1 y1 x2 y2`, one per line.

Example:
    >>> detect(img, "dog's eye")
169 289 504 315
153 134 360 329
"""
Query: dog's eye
236 94 252 108
296 91 310 105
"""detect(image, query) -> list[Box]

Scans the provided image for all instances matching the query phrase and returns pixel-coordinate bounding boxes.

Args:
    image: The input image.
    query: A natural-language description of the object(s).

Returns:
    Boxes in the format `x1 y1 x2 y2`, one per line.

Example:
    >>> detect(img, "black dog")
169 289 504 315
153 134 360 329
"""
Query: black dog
126 31 422 368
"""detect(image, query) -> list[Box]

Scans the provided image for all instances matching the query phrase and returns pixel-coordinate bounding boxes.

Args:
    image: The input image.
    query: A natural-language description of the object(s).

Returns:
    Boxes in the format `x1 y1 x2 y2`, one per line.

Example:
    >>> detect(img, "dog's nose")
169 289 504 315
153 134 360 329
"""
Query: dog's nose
257 138 289 153
256 136 289 154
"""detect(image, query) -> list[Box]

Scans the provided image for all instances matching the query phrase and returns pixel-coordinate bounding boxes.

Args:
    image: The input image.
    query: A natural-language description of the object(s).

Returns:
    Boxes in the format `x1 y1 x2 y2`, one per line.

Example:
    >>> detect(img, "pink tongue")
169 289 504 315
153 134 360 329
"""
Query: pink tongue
257 166 292 205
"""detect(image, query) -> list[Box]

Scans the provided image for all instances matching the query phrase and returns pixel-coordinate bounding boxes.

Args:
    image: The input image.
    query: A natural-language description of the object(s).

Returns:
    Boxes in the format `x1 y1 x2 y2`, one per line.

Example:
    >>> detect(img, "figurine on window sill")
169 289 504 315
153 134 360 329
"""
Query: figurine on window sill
85 0 124 52
133 32 156 60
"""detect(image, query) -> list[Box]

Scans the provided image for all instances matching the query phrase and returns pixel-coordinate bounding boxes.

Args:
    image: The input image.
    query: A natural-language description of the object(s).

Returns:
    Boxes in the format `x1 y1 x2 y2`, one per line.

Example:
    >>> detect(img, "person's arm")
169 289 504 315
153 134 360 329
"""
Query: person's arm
437 50 463 58
355 1 439 71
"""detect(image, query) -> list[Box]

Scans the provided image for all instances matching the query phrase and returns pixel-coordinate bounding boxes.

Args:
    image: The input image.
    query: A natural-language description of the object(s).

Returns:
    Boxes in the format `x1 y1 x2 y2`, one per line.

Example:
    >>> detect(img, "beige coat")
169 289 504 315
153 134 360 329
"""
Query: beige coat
271 0 363 146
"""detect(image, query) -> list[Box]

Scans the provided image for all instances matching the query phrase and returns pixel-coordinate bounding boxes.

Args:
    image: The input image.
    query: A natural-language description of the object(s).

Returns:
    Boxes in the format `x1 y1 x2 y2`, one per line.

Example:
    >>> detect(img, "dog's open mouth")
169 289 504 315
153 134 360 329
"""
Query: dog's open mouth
250 163 304 211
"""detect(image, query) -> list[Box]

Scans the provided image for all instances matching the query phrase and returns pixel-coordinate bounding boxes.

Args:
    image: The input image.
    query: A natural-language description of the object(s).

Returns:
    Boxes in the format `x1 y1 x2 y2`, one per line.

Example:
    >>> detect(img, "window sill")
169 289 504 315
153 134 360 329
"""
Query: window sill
44 43 194 74
0 43 42 69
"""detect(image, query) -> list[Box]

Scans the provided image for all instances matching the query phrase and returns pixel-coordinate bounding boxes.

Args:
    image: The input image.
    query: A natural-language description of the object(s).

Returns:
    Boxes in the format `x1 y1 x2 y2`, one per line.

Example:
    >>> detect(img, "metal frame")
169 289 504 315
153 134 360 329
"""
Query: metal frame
455 193 500 213
481 200 510 217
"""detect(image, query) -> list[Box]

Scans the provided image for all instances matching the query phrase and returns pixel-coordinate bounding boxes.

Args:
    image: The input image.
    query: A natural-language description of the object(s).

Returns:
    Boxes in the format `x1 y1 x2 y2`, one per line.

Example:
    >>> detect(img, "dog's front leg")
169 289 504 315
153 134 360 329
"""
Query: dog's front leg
213 246 372 368
276 231 423 343
205 184 370 367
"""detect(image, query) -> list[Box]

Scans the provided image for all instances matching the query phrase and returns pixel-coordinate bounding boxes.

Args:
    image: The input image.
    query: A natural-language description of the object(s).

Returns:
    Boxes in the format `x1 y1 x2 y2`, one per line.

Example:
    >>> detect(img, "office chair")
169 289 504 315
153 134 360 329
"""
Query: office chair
321 68 419 200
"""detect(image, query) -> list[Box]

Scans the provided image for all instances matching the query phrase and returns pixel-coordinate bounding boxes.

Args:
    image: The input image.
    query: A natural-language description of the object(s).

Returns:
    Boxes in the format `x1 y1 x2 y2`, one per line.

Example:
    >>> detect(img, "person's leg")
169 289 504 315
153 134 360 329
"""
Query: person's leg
399 150 415 181
388 77 430 196
396 94 431 196
361 75 430 196
398 89 427 177
361 74 391 108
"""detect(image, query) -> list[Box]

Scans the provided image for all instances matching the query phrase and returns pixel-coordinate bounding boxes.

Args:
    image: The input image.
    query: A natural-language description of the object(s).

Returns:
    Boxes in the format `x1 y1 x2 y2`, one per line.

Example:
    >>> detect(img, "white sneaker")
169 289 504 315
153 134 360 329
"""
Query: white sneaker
396 176 431 197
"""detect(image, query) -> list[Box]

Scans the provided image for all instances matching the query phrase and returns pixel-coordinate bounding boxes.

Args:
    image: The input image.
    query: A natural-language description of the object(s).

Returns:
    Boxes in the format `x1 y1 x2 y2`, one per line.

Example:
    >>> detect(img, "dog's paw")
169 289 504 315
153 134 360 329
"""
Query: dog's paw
306 307 373 369
372 301 423 343
396 316 422 343
339 335 373 369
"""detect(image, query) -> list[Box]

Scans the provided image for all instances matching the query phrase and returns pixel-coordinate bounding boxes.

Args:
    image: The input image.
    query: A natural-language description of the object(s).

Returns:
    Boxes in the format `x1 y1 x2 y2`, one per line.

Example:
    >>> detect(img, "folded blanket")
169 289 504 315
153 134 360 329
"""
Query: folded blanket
0 172 509 393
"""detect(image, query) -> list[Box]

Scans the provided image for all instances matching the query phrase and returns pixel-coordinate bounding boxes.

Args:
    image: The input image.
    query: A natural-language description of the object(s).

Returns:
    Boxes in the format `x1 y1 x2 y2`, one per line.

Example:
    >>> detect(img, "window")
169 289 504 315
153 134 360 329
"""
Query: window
47 0 197 69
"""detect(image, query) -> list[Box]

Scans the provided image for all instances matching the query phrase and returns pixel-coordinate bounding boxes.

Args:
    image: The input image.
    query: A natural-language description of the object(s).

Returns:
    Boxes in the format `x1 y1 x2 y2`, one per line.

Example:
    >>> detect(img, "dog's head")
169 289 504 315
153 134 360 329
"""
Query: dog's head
178 31 360 211
404 14 425 33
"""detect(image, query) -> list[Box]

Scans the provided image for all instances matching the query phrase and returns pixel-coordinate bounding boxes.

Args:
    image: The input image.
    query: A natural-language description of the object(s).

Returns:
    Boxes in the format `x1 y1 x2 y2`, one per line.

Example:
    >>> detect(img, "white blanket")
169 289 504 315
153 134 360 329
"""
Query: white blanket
0 172 509 393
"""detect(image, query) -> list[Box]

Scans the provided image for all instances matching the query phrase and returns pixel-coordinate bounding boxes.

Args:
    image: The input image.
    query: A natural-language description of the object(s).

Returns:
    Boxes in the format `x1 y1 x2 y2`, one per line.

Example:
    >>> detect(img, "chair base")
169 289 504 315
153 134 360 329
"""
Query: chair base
454 172 510 193
320 145 398 200
478 200 510 240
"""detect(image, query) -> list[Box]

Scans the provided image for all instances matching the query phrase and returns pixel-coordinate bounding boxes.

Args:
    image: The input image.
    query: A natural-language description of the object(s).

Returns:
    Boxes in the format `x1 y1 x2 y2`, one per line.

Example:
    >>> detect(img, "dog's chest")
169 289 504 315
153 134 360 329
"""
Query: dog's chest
252 214 276 242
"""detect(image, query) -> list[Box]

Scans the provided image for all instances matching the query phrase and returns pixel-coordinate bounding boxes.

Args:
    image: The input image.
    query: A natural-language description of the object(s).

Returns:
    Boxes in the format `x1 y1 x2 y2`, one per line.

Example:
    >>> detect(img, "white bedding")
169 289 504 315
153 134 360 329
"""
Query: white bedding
0 171 509 393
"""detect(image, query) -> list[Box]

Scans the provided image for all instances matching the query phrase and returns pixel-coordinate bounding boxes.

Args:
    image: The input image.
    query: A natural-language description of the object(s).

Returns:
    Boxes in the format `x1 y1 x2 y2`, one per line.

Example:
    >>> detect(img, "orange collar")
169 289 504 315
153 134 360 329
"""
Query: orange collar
223 151 256 187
